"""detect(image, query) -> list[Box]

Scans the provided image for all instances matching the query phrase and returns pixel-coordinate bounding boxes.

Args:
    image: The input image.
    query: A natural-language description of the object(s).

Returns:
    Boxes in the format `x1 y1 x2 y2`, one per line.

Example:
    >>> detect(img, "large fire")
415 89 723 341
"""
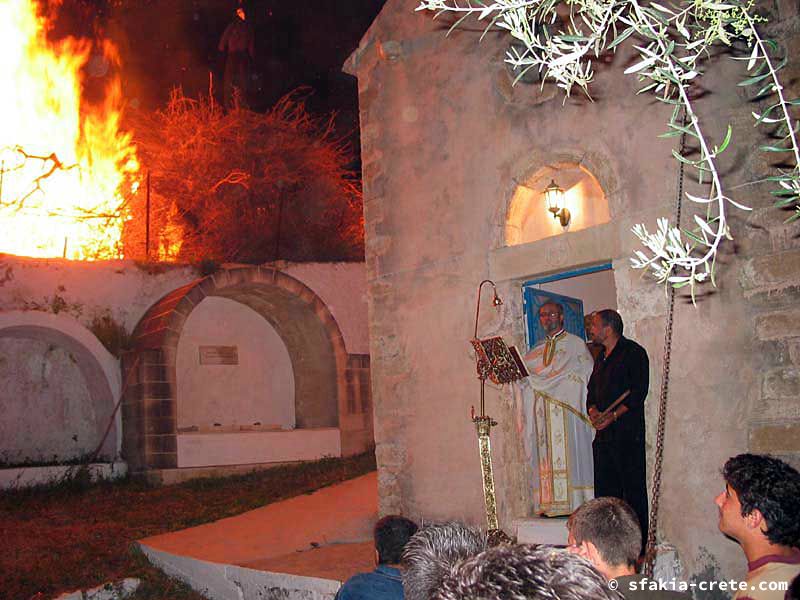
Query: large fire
0 0 138 260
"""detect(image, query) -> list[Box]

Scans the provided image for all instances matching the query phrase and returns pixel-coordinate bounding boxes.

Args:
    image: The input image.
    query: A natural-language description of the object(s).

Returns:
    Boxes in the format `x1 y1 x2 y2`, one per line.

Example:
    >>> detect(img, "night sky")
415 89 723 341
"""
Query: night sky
55 0 389 155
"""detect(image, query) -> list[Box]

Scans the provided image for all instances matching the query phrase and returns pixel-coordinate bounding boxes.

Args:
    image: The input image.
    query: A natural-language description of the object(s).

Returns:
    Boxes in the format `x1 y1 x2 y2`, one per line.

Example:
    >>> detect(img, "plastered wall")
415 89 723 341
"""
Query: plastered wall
0 257 368 355
0 257 370 469
176 296 296 432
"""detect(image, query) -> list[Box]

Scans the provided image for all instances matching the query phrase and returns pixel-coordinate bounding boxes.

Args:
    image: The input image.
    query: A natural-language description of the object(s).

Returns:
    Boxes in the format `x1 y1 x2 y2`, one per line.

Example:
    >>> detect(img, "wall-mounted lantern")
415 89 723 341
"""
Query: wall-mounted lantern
543 179 571 228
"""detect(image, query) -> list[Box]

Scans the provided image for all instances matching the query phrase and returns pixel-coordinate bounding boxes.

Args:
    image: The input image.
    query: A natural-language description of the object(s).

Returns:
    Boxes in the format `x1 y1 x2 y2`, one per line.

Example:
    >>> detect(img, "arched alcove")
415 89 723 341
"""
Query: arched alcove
506 161 610 246
0 311 120 463
124 266 352 473
176 296 295 432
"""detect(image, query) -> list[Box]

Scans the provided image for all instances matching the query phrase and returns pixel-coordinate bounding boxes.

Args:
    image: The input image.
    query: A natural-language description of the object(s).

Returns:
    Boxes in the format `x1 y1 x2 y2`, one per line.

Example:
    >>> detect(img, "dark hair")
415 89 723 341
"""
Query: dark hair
374 515 418 565
401 521 487 600
722 454 800 548
434 545 624 600
596 309 623 336
567 497 642 567
787 573 800 600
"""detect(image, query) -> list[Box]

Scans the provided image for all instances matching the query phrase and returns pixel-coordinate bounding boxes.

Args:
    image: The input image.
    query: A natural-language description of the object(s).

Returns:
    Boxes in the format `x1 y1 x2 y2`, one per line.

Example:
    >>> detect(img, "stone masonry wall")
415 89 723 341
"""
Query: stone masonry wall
738 0 800 472
347 0 799 592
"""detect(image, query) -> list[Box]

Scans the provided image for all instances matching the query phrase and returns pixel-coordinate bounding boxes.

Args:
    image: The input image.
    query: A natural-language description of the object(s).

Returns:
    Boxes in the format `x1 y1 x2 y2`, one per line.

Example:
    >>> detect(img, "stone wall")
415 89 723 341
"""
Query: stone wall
176 296 296 432
346 0 799 590
0 310 121 463
737 6 800 470
0 256 373 476
0 257 369 355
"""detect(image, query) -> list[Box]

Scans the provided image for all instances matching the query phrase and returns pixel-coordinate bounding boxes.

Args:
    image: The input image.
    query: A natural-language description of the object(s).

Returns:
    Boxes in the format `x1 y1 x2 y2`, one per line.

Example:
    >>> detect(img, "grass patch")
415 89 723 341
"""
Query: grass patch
126 547 204 600
0 452 97 470
2 452 375 599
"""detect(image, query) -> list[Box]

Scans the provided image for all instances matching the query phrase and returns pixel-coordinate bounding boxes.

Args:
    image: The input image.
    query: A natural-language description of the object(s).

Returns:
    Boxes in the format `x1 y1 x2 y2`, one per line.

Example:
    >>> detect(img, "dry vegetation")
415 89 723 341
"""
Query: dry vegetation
1 452 375 600
124 88 364 264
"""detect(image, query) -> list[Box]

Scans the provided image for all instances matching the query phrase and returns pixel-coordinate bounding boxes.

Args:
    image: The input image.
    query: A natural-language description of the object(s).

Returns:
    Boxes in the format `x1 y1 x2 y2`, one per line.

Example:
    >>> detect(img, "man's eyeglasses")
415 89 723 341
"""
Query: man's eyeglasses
539 312 560 318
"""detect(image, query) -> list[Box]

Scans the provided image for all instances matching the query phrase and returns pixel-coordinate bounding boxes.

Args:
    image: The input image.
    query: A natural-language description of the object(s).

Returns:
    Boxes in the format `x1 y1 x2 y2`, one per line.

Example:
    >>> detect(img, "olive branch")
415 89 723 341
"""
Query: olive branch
415 0 799 297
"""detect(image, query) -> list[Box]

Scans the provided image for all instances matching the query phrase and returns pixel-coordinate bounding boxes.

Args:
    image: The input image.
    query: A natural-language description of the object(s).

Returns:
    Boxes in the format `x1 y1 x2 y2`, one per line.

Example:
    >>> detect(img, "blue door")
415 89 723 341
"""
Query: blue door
523 287 586 351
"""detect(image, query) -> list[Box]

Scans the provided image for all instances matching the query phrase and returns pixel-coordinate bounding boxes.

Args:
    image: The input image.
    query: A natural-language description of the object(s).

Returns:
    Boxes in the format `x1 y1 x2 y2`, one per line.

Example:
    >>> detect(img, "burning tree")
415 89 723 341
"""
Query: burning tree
125 88 364 264
0 0 139 260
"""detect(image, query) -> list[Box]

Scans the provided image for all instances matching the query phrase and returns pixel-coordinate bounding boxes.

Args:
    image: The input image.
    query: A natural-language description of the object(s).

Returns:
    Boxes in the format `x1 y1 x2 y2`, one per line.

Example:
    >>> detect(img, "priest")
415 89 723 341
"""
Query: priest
522 300 595 516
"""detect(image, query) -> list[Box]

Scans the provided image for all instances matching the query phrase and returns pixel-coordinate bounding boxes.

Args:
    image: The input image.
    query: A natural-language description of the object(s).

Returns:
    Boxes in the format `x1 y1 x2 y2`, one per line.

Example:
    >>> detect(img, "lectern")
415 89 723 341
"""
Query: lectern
471 280 528 535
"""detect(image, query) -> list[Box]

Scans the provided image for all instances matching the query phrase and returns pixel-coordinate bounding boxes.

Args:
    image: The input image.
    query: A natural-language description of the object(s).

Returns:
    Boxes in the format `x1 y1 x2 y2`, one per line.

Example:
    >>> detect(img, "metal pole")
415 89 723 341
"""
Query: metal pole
474 414 499 530
145 171 151 261
470 278 507 536
274 195 284 260
63 237 67 258
480 377 486 417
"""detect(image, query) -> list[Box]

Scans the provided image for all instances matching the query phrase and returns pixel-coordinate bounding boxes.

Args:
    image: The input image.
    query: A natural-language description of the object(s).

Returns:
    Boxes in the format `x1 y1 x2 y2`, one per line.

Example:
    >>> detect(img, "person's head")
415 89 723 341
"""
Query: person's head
787 573 800 600
538 301 564 336
236 7 246 20
401 521 487 600
434 544 624 600
566 497 642 579
715 454 800 549
589 309 623 345
374 515 418 565
584 314 595 341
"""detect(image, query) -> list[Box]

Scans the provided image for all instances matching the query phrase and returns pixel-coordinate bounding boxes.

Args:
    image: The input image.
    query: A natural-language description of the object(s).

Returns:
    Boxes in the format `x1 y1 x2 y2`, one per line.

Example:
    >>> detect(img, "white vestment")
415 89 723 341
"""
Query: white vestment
521 331 594 516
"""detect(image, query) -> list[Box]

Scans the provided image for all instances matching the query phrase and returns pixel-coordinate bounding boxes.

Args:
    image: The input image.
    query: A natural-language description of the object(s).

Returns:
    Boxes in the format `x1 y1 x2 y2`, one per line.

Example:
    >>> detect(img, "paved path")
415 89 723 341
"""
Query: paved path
243 541 375 582
140 471 378 583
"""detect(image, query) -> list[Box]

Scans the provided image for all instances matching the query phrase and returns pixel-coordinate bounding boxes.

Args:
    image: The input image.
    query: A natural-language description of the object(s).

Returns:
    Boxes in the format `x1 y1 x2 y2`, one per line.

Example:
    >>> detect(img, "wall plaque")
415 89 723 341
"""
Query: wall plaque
199 345 239 365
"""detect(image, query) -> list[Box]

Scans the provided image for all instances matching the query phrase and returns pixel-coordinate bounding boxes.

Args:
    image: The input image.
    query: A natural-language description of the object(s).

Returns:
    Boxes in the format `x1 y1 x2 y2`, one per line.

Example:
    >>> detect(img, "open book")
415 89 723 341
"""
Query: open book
471 336 529 385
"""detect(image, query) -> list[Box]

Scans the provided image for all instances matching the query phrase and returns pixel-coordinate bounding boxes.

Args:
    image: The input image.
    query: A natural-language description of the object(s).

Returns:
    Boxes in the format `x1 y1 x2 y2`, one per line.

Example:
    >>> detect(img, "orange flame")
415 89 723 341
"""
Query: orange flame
0 0 139 260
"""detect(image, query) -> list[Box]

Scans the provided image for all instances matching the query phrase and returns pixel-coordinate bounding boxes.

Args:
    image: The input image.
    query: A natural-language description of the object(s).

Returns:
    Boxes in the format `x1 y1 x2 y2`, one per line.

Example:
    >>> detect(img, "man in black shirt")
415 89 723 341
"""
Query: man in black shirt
587 309 649 549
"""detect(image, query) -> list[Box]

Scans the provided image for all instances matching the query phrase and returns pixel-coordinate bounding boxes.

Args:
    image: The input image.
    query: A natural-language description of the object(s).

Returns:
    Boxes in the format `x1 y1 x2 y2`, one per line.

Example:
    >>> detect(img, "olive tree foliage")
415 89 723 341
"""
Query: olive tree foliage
416 0 799 295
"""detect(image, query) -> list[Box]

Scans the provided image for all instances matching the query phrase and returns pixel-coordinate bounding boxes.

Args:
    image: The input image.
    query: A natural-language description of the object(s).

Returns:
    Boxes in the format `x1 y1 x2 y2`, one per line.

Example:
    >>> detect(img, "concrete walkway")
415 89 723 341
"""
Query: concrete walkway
138 471 378 600
138 472 682 599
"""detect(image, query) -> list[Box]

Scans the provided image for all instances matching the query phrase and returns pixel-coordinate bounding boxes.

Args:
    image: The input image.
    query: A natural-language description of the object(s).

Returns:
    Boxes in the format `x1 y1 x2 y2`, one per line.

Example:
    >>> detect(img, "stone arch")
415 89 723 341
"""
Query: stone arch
496 148 621 249
0 311 121 461
124 266 349 472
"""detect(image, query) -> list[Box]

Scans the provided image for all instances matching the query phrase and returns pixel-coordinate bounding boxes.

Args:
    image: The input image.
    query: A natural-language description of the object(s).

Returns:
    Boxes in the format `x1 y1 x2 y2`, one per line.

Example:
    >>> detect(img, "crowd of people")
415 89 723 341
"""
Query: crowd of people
338 452 800 599
336 303 800 599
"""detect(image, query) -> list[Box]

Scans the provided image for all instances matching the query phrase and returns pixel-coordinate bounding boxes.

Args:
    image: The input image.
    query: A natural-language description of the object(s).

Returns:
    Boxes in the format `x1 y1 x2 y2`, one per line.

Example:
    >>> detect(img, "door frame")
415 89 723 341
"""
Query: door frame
522 262 613 349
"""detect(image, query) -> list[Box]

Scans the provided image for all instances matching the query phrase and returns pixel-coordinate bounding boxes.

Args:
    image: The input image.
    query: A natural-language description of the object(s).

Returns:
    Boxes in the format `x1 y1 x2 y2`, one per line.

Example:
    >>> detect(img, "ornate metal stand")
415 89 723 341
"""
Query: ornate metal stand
474 414 499 530
471 280 527 536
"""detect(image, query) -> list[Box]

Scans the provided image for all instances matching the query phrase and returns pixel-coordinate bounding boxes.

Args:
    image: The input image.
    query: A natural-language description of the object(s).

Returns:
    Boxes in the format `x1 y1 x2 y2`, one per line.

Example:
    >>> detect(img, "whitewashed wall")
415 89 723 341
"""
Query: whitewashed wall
0 256 369 469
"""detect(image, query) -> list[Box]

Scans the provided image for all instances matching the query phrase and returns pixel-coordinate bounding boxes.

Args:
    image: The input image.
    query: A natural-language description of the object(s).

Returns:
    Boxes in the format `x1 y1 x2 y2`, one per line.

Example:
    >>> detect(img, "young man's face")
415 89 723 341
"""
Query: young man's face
714 483 747 541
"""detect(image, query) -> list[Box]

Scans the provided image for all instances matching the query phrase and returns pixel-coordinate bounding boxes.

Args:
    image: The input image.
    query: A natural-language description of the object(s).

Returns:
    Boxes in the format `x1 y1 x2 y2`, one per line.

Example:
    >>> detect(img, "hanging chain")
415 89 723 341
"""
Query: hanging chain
643 109 686 578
